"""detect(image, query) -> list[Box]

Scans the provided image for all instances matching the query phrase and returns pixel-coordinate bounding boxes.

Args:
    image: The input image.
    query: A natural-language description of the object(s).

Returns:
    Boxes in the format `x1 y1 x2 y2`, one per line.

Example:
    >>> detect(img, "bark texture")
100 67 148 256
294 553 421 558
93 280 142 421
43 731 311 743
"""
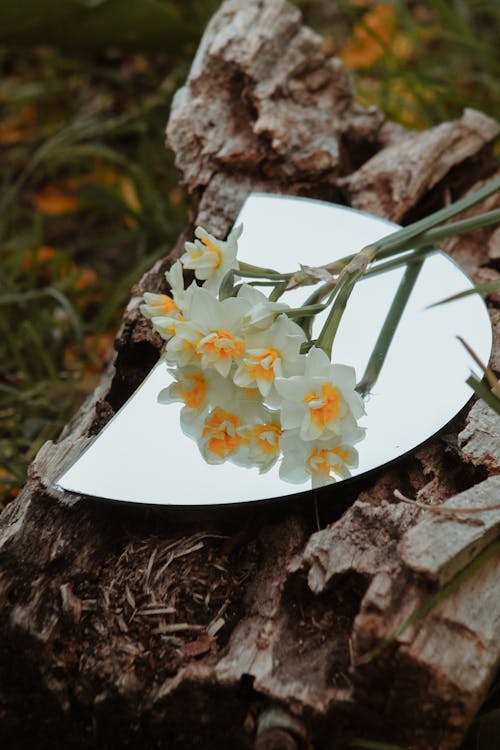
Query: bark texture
1 2 500 749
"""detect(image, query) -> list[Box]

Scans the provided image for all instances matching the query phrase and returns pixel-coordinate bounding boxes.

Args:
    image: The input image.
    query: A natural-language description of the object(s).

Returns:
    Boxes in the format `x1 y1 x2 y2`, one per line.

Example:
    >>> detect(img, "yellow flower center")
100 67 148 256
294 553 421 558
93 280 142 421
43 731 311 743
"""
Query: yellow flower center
201 237 223 269
202 409 241 458
306 448 340 476
199 330 244 360
182 337 201 358
155 294 178 315
302 383 341 427
246 348 280 381
333 446 349 463
178 374 207 409
251 423 281 454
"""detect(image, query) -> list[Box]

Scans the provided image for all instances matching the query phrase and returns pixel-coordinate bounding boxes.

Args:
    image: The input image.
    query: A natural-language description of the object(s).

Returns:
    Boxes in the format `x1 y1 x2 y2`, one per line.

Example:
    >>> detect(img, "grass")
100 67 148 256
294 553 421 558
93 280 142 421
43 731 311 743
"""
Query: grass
0 1 498 508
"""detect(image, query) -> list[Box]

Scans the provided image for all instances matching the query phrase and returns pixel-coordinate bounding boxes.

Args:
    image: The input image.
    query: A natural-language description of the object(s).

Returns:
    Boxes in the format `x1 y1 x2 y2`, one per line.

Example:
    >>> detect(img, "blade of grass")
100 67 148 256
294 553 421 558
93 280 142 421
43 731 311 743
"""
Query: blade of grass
428 279 500 308
358 538 500 665
467 375 500 416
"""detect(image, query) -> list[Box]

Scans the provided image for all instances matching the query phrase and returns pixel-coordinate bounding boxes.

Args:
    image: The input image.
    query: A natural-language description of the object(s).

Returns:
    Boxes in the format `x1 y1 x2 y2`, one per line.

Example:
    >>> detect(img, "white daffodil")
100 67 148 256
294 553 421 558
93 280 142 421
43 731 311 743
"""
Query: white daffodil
275 346 365 443
237 284 290 331
280 431 360 488
164 260 192 310
159 366 209 411
140 292 179 320
198 406 245 465
142 261 199 341
160 365 253 414
180 224 242 294
241 409 282 473
233 313 306 397
149 314 182 342
165 285 249 376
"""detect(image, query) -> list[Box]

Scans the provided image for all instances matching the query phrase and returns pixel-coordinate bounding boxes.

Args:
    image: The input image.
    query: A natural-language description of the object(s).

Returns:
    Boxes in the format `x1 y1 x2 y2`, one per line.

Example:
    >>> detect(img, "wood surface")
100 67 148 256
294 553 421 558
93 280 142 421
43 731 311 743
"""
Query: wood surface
1 2 499 748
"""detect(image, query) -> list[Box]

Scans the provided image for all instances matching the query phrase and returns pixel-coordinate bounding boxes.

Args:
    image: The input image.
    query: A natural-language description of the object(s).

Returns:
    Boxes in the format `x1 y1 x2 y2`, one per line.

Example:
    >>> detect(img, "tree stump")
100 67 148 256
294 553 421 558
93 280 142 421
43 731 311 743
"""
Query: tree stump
1 2 499 748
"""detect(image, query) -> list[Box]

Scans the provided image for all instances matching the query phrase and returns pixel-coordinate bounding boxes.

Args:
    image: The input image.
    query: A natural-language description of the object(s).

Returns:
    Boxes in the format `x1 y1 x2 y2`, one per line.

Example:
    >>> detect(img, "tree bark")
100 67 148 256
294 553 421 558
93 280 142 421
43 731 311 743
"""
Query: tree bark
1 2 499 749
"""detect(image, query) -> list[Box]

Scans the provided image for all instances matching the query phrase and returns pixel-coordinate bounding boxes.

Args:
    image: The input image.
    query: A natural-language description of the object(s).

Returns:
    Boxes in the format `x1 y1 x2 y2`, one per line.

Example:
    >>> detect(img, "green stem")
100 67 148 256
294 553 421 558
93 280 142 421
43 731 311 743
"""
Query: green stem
356 258 424 397
368 176 500 256
376 207 500 256
237 202 500 291
312 180 500 357
316 273 358 358
321 199 500 275
269 281 288 302
237 261 287 280
364 246 433 279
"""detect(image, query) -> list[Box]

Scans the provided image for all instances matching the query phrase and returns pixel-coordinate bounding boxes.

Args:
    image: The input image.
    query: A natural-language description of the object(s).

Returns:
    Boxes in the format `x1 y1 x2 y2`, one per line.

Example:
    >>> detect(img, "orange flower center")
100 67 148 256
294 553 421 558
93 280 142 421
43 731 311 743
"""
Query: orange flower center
202 409 242 458
156 294 178 315
201 237 223 268
199 330 244 360
178 374 207 409
251 423 281 454
306 449 335 476
302 383 341 427
246 348 280 381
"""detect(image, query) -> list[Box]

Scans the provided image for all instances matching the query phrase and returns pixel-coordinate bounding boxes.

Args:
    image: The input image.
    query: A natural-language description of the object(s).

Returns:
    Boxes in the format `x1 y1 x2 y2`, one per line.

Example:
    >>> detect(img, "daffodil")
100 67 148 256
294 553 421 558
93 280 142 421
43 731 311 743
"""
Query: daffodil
241 409 282 473
275 347 365 442
165 286 249 376
233 313 305 396
140 292 179 320
198 407 244 464
237 284 289 330
158 366 209 411
165 260 192 310
280 431 360 487
180 225 242 293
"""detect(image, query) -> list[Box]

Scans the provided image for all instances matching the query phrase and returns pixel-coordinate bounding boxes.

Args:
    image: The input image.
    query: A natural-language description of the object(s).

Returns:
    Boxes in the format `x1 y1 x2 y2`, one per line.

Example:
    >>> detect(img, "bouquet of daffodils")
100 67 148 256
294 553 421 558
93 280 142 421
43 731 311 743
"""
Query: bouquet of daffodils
141 226 365 488
141 179 500 487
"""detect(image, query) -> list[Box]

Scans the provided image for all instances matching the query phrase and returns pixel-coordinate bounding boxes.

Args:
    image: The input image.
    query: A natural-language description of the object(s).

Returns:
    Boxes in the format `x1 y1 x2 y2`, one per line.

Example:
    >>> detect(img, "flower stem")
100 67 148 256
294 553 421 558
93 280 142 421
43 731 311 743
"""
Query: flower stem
315 273 359 358
269 281 288 302
356 258 424 396
369 177 500 256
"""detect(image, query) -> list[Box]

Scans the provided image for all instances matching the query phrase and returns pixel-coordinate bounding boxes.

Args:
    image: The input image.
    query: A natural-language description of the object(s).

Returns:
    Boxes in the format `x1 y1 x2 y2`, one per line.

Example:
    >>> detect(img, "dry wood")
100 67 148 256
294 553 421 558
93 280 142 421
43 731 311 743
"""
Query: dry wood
1 1 499 749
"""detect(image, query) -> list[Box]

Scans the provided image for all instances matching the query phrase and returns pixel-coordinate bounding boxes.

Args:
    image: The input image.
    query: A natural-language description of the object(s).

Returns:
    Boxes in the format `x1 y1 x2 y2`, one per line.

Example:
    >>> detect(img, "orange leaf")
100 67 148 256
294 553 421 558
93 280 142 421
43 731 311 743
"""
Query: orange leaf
33 183 80 215
21 246 57 271
341 4 395 70
0 104 37 145
74 267 98 291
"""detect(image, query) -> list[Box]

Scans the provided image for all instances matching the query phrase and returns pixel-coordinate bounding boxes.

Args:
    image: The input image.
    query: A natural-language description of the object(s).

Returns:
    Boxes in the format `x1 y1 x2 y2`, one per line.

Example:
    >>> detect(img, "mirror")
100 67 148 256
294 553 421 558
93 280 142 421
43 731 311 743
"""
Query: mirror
55 194 492 506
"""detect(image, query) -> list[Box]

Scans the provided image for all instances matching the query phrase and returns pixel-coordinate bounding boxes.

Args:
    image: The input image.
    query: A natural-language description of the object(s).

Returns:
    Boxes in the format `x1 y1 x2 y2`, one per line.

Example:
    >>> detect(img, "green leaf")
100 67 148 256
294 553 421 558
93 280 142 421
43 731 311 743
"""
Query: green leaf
428 279 500 308
467 375 500 416
359 538 500 663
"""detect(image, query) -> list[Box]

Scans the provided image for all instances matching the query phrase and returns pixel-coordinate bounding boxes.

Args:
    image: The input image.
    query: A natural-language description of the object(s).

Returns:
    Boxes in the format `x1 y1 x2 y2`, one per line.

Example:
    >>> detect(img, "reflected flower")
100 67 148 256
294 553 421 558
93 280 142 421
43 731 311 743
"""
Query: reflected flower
158 366 208 410
280 431 360 488
243 411 282 473
199 407 243 464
